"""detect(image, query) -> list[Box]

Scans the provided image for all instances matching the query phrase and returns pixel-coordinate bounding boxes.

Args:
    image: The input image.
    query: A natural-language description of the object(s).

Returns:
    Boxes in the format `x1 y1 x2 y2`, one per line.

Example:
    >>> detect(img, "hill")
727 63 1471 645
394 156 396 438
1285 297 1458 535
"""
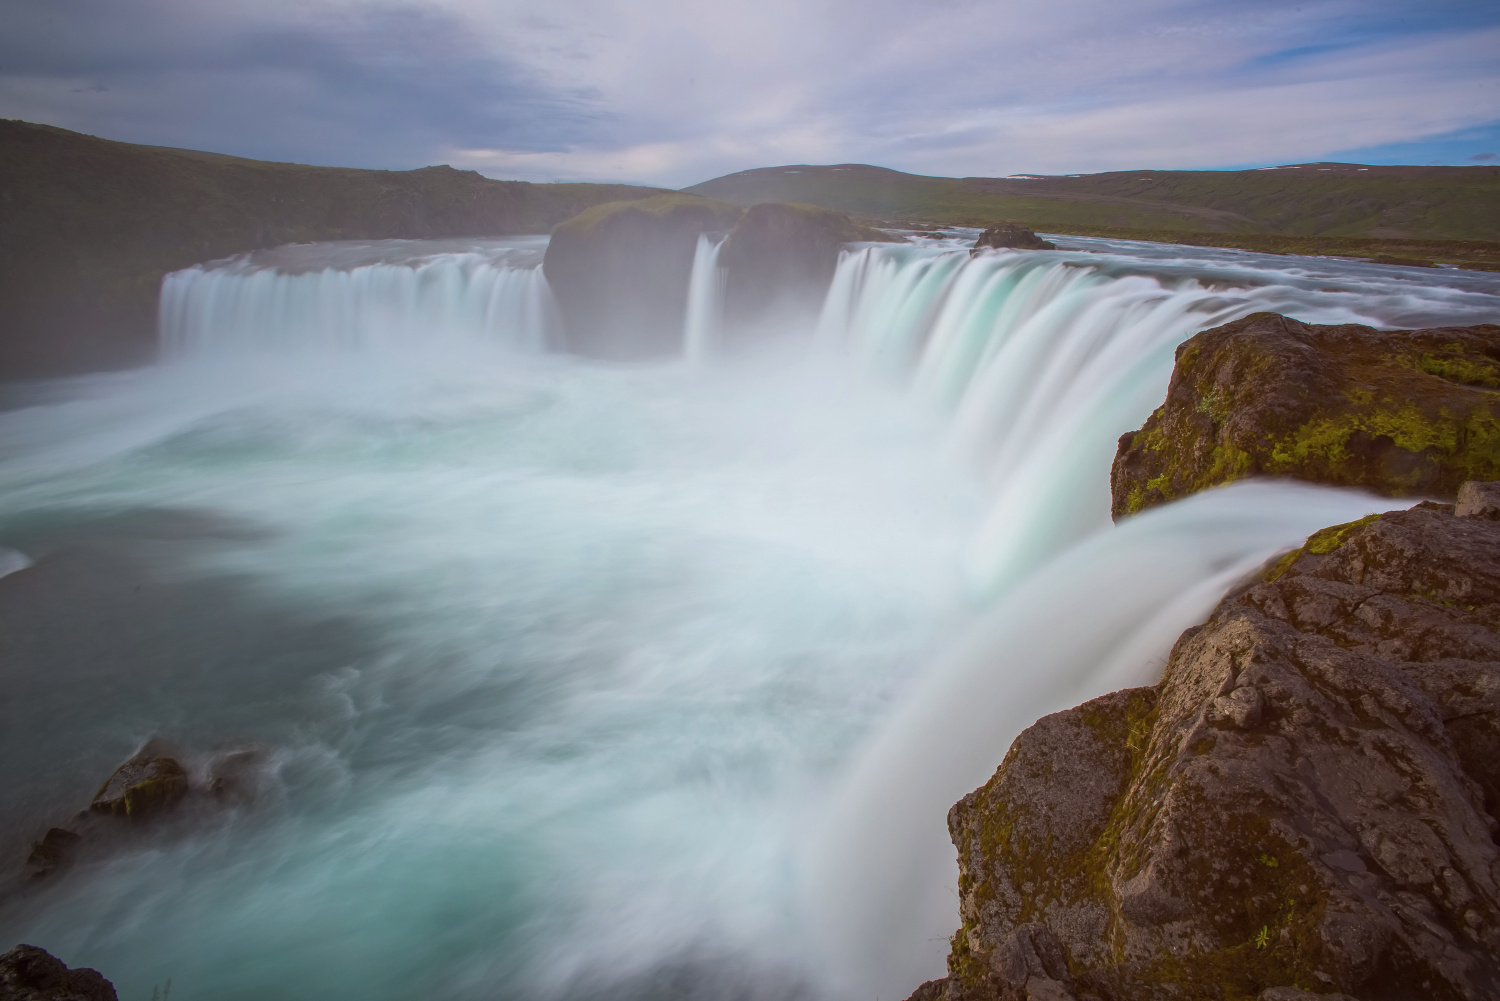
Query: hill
0 120 663 380
685 162 1500 263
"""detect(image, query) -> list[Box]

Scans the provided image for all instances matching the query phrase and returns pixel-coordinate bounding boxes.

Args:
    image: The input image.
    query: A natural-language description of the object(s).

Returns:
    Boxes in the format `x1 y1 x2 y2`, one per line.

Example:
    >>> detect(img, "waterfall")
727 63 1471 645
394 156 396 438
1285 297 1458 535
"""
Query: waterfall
814 243 1429 590
806 479 1409 999
5 234 1493 1001
159 240 561 358
683 234 727 362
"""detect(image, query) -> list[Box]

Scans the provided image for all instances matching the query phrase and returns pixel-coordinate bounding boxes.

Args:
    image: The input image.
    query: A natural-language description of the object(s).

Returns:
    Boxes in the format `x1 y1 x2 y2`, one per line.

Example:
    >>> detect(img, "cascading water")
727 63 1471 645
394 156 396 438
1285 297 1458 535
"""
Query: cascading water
683 234 727 362
160 237 561 357
1 232 1497 1001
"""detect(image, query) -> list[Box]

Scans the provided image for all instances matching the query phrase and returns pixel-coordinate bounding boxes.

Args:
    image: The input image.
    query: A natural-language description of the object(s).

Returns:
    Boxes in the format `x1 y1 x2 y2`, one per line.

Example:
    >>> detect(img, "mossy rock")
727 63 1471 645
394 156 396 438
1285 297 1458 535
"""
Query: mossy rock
542 194 743 358
718 201 892 343
1111 312 1500 518
90 741 189 818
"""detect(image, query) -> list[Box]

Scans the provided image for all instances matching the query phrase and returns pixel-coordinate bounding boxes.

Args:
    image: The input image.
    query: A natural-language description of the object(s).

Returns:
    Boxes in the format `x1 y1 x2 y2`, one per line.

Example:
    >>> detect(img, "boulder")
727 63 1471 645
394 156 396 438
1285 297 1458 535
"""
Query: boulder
541 194 742 358
22 829 81 880
916 495 1500 1001
90 740 188 818
718 202 890 343
971 224 1056 253
0 944 116 1001
1111 313 1500 518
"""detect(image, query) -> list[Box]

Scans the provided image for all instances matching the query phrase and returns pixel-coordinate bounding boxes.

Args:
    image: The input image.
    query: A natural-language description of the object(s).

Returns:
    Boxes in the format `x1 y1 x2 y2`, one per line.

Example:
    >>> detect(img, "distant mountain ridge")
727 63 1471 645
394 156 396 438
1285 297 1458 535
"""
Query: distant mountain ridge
685 161 1500 241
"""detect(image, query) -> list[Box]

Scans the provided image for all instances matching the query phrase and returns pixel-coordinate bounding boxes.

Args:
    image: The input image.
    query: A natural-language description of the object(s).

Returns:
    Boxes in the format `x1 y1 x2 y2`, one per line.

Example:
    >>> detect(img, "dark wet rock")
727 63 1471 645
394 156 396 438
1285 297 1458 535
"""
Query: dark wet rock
718 202 890 343
971 224 1056 253
1110 313 1500 518
0 944 116 1001
89 740 188 818
914 498 1500 1001
22 829 80 880
542 194 743 358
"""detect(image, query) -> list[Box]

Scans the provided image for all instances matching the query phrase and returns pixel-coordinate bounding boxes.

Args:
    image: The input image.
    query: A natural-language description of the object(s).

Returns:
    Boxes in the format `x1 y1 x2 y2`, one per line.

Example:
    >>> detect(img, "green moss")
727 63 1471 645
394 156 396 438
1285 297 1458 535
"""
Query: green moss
1196 387 1232 426
1421 352 1500 388
1305 513 1381 555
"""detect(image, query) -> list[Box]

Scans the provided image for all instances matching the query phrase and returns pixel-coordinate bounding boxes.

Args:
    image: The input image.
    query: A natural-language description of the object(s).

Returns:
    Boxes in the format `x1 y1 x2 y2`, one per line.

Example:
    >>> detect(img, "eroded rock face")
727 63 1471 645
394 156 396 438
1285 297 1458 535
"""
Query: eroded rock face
1110 313 1500 518
971 224 1056 253
542 194 743 358
913 495 1500 1001
0 944 116 1001
718 202 888 344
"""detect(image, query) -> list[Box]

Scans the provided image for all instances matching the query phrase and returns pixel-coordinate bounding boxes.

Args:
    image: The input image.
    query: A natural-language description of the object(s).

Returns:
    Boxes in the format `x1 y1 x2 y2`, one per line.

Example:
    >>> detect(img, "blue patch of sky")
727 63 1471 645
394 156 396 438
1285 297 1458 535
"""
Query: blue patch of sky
1322 121 1500 167
1242 1 1500 74
1210 120 1500 170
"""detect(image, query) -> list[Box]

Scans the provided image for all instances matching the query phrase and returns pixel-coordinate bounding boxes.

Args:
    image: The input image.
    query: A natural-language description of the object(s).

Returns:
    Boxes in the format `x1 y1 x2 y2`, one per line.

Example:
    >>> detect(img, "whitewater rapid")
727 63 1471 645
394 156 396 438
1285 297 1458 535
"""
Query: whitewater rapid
1 234 1497 1001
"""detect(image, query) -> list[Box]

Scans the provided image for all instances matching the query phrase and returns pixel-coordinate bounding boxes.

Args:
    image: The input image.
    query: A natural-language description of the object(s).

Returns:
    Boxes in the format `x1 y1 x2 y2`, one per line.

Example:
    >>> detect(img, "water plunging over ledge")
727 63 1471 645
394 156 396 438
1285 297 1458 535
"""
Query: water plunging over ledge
1 235 1497 1001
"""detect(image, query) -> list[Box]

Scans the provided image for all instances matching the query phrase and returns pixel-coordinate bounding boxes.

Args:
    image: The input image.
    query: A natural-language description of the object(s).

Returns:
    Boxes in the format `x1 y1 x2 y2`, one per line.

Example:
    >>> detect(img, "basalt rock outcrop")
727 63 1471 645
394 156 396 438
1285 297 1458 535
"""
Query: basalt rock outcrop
910 495 1500 1001
541 194 743 358
19 740 264 881
88 740 188 819
717 202 888 342
0 119 661 380
1111 314 1500 518
543 195 891 358
0 944 116 1001
972 224 1056 253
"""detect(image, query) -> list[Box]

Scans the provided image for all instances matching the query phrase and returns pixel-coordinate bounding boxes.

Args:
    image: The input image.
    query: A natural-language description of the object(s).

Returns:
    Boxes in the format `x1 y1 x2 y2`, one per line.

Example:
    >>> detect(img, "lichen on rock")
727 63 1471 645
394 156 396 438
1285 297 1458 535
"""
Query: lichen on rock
911 490 1500 1001
1110 314 1500 519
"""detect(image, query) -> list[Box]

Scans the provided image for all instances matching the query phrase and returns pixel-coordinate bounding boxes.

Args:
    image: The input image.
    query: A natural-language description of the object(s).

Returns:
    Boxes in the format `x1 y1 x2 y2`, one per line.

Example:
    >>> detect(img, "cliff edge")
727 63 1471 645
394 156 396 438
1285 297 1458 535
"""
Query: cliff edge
911 493 1500 1001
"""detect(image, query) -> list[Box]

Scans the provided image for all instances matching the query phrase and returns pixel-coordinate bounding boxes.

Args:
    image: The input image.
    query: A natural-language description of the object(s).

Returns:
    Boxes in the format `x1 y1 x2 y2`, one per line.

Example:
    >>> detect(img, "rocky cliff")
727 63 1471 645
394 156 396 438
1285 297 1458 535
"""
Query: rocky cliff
717 202 888 343
1111 314 1500 519
542 195 891 358
0 119 660 380
912 492 1500 1001
541 194 743 358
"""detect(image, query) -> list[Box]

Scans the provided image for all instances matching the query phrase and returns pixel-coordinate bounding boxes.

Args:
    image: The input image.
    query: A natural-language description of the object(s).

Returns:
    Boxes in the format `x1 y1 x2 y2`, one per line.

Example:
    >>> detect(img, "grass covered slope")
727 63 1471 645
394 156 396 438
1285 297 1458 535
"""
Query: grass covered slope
0 119 662 379
686 162 1500 263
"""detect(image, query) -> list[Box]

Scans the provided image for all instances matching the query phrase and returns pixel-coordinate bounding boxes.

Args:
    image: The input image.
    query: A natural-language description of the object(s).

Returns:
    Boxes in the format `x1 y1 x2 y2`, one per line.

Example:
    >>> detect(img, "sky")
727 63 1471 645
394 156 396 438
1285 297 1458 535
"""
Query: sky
2 0 1498 187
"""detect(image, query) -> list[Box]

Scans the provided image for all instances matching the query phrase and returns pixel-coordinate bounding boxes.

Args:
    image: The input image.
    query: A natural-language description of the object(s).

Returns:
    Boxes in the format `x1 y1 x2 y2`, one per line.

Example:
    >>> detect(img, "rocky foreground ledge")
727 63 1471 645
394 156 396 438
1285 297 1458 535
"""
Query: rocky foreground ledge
0 944 116 1001
910 489 1500 1001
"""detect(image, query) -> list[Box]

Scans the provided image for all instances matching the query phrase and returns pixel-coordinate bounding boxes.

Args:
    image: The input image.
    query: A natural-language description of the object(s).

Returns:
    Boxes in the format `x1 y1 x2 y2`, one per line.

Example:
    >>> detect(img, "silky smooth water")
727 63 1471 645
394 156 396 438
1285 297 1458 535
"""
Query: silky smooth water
1 237 1497 1001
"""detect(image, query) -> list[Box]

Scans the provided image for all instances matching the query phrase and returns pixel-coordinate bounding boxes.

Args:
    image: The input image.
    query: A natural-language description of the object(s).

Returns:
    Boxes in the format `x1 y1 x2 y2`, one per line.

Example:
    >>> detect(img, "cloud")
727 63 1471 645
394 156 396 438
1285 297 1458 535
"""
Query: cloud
1 0 1496 184
1472 152 1498 161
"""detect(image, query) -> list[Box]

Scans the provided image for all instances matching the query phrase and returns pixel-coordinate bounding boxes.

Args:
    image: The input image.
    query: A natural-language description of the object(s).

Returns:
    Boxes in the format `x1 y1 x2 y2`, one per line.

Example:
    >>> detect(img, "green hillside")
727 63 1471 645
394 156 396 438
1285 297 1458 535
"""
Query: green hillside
686 162 1500 242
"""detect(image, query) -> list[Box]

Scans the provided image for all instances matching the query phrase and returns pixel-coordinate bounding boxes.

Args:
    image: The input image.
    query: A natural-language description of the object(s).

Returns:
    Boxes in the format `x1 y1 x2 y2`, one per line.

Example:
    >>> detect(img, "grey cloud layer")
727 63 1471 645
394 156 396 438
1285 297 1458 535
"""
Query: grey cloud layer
2 0 1496 183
